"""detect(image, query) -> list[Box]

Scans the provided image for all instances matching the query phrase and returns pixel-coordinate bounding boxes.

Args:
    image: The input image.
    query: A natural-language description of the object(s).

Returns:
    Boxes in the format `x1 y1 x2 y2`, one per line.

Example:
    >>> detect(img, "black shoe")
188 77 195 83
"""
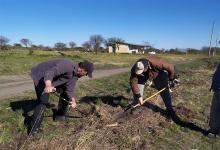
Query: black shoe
54 115 67 122
207 129 219 138
207 132 220 138
28 128 43 137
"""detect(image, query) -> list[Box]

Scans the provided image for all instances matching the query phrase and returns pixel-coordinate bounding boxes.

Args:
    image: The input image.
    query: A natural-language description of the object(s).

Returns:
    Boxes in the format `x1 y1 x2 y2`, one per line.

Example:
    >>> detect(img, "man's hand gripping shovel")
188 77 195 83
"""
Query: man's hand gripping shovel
124 87 166 112
105 87 166 127
51 90 88 117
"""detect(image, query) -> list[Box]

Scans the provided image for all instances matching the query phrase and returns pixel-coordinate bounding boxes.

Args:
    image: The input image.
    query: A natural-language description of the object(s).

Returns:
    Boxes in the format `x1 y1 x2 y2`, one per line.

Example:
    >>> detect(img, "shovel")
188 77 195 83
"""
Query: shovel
124 87 166 112
106 87 166 127
51 91 89 117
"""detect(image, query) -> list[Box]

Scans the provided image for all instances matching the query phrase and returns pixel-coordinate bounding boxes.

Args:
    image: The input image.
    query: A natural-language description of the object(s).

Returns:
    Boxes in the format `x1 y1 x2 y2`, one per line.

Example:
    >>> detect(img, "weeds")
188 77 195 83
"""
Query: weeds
1 56 220 149
0 49 205 75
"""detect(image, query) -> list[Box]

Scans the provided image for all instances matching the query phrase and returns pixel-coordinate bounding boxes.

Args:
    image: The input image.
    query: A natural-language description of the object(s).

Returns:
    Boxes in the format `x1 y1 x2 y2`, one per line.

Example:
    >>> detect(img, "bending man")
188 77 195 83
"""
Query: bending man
130 56 177 114
29 59 93 135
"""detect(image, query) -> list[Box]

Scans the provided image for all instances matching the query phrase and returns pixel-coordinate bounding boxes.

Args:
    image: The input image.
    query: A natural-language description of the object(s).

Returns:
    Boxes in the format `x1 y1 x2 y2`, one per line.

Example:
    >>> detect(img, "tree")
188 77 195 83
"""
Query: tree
20 38 31 47
54 42 67 50
201 46 210 55
142 41 153 47
106 37 125 54
13 43 22 48
186 48 200 54
31 44 39 50
89 34 104 54
168 48 184 54
69 42 76 49
107 37 125 44
82 41 92 51
0 35 10 50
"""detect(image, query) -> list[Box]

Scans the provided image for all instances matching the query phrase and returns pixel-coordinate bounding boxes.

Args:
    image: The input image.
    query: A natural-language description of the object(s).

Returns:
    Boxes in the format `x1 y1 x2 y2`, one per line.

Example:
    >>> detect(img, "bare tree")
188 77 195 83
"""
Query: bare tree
0 35 10 50
106 37 125 54
13 43 22 48
142 41 153 47
69 42 76 49
82 41 92 51
54 42 67 50
20 38 31 47
107 37 125 44
89 34 104 54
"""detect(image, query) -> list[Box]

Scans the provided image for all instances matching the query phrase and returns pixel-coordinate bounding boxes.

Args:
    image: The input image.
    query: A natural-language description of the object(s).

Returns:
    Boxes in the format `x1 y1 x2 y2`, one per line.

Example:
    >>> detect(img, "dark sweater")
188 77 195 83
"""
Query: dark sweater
211 63 220 91
31 59 78 99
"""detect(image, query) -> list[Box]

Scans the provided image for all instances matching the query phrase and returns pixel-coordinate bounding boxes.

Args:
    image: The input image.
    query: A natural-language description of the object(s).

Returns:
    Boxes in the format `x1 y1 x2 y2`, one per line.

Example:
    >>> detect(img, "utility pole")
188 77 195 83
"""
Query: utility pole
213 34 219 56
209 20 215 57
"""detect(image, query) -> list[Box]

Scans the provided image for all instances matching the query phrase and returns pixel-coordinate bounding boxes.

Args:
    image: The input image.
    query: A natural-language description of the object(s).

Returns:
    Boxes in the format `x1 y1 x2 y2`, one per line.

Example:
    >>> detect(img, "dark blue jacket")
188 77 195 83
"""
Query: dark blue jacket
31 59 79 99
211 63 220 90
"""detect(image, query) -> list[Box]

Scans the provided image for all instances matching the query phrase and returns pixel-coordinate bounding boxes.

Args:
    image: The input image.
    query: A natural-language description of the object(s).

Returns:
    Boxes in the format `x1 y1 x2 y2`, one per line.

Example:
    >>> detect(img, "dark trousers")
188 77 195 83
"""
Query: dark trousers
29 80 48 133
30 80 69 133
134 71 173 110
153 71 173 110
209 90 220 134
56 87 69 116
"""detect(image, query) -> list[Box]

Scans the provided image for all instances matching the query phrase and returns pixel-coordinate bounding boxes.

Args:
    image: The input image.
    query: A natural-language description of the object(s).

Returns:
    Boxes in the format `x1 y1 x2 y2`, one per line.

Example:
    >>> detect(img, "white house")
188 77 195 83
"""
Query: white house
148 51 156 55
107 42 150 54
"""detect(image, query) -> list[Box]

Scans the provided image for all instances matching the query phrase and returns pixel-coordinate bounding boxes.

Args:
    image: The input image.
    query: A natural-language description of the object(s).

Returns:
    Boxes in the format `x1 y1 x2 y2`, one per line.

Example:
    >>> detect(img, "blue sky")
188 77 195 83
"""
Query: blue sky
0 0 219 49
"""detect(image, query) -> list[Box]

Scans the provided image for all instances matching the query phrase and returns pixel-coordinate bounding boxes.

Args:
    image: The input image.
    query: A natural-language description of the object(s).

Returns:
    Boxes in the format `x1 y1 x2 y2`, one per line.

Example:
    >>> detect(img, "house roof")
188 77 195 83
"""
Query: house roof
107 41 150 48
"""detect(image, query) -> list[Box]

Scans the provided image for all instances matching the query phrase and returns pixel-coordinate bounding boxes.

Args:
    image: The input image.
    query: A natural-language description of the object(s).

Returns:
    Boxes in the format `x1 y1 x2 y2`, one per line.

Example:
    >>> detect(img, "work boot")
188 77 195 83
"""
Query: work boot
29 128 43 138
54 99 69 122
207 129 220 138
53 108 68 122
54 115 67 122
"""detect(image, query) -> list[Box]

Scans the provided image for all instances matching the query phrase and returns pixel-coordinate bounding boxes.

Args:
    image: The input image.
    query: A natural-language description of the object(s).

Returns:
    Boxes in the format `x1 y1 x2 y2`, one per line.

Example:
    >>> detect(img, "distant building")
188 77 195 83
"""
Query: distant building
107 42 150 54
148 51 156 55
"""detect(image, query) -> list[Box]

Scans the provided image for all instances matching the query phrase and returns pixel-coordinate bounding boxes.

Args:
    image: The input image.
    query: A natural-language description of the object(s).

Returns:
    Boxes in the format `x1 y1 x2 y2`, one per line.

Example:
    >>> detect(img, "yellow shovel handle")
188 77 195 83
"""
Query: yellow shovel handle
133 87 166 109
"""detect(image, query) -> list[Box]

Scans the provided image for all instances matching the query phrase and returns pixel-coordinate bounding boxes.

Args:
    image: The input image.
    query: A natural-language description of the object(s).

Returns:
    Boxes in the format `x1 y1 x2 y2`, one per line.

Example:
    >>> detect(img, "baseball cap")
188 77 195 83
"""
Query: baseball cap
79 60 94 78
135 61 145 75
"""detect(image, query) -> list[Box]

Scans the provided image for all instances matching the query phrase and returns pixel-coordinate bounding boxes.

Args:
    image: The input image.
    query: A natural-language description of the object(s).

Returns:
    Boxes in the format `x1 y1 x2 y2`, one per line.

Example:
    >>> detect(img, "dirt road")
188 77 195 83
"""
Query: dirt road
0 68 130 101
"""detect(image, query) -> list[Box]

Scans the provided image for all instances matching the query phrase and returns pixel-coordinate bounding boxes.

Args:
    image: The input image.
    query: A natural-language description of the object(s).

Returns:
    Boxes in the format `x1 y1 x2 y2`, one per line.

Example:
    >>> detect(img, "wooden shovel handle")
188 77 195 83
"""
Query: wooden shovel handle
133 87 166 109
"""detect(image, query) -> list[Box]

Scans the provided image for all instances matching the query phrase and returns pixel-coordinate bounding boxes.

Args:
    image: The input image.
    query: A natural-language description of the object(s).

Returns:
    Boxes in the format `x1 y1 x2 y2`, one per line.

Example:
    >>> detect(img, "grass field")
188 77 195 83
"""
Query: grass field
0 49 207 75
1 51 220 149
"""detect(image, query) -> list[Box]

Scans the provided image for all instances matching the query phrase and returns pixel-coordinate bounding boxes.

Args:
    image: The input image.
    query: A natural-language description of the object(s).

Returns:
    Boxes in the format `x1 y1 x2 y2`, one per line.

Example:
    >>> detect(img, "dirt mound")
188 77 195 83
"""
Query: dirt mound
95 104 123 123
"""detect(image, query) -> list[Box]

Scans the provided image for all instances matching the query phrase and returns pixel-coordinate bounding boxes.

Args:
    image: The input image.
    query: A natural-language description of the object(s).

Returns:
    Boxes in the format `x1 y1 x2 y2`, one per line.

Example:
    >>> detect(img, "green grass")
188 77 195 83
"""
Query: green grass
0 49 206 75
1 53 220 149
176 57 219 72
153 57 220 150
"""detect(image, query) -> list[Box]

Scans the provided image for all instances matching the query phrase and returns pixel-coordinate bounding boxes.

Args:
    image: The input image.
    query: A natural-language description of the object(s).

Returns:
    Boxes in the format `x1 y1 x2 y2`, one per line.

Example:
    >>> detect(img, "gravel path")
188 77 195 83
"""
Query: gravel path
0 68 130 100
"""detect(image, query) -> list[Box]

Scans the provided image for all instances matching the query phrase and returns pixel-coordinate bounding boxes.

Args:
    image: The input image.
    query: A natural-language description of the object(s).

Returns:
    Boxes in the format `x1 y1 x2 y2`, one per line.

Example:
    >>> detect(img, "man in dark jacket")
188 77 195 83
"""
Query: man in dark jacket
208 63 220 137
29 59 93 135
130 56 177 114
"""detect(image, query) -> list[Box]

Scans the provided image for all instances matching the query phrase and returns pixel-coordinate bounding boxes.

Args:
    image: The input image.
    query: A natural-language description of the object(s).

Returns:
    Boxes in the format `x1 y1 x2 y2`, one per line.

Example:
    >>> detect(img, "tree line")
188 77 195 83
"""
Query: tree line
0 35 125 54
0 34 219 55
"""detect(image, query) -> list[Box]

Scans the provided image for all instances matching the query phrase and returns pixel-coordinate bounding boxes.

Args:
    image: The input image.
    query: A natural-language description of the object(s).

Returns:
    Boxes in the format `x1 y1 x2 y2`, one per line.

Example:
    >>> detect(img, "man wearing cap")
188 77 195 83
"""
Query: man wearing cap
130 56 177 114
29 59 93 135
